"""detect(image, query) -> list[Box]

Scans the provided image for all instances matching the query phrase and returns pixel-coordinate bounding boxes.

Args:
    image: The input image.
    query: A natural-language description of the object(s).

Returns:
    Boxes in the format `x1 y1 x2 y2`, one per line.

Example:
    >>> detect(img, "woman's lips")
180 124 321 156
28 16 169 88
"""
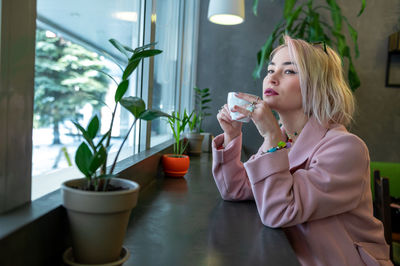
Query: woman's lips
264 88 279 96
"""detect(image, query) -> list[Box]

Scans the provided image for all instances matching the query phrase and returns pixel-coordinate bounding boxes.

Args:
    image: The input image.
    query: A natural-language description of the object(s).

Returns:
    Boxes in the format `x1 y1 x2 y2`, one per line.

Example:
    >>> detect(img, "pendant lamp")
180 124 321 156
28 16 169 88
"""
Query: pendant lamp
208 0 245 25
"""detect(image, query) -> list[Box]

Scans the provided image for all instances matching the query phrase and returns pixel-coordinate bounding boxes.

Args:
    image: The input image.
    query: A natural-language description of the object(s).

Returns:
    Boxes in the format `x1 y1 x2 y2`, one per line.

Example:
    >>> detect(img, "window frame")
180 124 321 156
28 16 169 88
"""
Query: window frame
0 0 37 213
0 0 199 213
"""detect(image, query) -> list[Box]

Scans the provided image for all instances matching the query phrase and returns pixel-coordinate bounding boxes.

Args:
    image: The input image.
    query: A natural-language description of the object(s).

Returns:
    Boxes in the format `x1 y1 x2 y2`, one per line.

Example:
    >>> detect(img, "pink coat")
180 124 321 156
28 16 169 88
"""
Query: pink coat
212 117 392 265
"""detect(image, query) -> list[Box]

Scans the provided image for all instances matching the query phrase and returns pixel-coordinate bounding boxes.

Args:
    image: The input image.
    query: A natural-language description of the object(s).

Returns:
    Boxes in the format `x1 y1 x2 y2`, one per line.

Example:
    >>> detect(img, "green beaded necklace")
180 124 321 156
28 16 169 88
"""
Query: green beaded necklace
286 131 300 142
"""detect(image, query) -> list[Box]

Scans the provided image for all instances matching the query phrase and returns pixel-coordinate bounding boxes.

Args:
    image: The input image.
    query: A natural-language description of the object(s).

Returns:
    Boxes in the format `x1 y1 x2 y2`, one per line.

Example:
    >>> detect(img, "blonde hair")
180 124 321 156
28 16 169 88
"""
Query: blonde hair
270 35 355 126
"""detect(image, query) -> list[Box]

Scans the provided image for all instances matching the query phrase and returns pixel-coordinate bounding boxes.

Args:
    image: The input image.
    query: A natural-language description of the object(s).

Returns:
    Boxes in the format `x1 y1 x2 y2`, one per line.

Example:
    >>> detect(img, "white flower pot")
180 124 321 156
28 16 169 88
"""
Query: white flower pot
201 132 213 152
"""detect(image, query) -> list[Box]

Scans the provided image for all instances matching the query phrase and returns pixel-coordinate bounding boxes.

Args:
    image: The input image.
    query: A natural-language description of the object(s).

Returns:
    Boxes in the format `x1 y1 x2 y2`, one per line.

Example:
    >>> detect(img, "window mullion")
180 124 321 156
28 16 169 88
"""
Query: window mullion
138 0 155 152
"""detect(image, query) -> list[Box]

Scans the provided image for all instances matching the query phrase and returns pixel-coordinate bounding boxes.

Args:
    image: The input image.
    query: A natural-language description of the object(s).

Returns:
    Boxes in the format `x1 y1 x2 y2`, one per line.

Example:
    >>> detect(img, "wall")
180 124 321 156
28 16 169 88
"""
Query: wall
197 0 400 162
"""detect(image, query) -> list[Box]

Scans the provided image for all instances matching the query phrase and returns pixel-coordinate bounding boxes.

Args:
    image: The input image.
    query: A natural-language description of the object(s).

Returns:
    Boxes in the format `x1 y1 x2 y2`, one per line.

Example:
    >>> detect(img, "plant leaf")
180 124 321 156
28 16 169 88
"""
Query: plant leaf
357 0 366 17
89 145 107 173
296 19 307 38
73 121 96 151
122 58 141 80
348 60 360 91
139 109 171 121
286 4 304 32
332 31 347 56
201 99 212 104
134 42 158 53
253 20 284 79
87 115 99 139
123 49 162 81
120 96 146 119
131 49 162 62
96 131 110 149
343 16 359 57
75 142 93 178
96 69 119 86
326 0 342 32
253 0 259 16
283 0 296 19
115 80 130 102
253 34 274 79
109 39 130 59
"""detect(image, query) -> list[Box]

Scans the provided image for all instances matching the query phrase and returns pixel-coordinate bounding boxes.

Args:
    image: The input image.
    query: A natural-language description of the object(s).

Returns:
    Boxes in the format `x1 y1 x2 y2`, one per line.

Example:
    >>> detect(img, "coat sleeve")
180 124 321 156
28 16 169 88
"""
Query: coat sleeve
244 134 369 228
212 133 254 201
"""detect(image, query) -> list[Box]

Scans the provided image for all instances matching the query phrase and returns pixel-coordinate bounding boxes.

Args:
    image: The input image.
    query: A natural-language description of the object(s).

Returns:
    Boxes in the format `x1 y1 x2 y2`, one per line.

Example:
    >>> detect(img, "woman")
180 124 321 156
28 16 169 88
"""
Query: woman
213 36 391 265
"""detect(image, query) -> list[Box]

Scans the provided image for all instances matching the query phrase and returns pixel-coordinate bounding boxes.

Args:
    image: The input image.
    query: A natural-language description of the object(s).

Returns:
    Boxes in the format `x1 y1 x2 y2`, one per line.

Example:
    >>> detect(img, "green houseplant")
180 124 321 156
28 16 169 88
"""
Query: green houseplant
193 87 212 133
186 110 205 155
193 87 213 152
61 39 169 265
252 0 366 91
162 110 192 177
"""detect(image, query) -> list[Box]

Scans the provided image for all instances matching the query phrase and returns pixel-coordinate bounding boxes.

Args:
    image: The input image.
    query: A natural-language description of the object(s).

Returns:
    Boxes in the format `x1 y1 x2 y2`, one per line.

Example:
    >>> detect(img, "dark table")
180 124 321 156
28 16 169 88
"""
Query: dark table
124 153 300 266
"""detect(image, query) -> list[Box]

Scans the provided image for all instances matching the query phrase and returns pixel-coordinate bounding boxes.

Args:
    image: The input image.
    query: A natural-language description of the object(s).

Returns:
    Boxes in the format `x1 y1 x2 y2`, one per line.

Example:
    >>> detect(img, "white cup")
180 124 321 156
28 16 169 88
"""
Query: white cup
227 92 252 123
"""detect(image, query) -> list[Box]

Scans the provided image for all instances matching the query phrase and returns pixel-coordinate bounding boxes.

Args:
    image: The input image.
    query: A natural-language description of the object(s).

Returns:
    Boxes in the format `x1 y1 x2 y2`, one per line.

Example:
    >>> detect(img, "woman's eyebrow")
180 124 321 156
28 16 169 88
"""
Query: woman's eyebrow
283 61 295 65
268 61 296 66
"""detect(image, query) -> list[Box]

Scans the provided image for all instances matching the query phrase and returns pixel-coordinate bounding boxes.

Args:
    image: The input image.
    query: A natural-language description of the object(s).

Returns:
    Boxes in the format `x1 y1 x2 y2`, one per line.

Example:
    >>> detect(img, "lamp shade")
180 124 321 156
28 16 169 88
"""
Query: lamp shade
208 0 245 25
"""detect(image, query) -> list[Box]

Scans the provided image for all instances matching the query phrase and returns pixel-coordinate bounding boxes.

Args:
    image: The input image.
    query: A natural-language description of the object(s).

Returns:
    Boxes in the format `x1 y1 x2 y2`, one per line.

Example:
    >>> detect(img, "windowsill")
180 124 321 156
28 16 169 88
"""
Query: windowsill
31 144 142 200
32 166 81 200
0 189 63 240
0 138 175 241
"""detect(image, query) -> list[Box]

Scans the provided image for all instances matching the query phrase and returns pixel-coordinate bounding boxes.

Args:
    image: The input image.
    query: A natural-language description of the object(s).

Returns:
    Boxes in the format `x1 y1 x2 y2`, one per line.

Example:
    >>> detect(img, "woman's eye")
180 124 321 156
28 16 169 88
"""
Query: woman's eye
285 69 297 74
267 69 274 74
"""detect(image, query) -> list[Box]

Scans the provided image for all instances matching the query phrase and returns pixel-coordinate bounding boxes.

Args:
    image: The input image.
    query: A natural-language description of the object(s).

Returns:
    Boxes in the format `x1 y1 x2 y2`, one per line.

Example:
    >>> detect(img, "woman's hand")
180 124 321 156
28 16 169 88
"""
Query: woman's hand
216 104 242 146
232 93 284 147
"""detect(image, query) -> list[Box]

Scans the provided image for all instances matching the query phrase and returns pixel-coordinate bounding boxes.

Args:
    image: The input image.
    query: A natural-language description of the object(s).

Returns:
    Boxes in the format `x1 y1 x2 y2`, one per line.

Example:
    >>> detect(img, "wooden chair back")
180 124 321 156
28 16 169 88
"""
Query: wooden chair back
373 170 392 259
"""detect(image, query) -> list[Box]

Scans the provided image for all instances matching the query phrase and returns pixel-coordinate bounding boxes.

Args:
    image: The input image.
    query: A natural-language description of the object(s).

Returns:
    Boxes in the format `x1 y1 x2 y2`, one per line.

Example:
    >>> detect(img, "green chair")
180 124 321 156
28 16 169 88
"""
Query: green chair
370 161 400 198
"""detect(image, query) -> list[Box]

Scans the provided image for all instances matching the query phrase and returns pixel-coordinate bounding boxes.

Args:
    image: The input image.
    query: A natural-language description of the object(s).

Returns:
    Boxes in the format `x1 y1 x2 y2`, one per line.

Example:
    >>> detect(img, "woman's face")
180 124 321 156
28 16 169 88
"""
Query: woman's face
262 47 302 114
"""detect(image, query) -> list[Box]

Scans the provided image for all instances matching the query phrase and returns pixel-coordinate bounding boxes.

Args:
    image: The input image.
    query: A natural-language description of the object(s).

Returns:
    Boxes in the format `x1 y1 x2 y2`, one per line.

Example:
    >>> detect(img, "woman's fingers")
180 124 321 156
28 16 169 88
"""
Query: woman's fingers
231 104 254 119
223 104 230 113
235 92 261 104
217 105 233 124
219 113 232 123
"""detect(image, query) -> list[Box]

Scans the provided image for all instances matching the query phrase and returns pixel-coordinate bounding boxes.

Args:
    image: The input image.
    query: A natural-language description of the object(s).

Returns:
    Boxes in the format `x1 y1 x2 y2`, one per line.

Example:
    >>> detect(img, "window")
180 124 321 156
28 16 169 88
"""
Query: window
150 0 199 148
28 0 199 200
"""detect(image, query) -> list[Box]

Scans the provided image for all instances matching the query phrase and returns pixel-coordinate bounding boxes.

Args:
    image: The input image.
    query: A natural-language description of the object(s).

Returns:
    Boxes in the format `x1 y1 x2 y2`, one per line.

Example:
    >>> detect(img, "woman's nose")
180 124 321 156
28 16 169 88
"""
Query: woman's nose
270 78 278 85
267 73 279 86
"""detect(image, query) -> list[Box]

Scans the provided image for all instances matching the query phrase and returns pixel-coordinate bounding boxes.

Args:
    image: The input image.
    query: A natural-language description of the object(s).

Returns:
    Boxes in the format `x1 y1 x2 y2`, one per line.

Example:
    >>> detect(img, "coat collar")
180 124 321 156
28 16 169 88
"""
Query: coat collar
283 116 329 169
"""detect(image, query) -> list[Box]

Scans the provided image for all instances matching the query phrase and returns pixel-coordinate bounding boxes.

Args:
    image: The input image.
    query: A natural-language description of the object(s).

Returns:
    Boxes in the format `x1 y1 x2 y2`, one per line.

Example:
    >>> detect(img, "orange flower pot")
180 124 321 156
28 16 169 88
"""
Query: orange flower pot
162 154 190 177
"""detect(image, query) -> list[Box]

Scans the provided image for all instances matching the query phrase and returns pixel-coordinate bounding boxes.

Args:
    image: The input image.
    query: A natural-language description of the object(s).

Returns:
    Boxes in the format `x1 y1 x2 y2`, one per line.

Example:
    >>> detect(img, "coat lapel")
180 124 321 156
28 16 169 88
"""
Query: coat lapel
287 117 328 170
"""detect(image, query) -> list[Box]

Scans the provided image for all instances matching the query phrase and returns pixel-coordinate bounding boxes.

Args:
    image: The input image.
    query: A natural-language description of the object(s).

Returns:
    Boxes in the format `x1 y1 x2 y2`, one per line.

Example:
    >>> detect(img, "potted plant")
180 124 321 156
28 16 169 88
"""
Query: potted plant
194 87 212 152
162 110 192 177
61 39 170 265
251 0 366 91
185 111 204 155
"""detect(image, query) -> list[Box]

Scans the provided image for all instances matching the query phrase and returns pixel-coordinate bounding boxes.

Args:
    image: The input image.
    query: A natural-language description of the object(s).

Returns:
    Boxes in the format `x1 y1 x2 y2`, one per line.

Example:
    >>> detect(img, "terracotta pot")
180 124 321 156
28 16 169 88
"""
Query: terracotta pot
162 154 190 177
61 178 139 264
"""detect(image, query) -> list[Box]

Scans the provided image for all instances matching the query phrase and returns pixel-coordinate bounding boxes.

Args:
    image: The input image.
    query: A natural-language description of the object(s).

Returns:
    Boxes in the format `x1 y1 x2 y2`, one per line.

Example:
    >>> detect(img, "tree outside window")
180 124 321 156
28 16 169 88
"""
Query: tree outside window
34 29 109 145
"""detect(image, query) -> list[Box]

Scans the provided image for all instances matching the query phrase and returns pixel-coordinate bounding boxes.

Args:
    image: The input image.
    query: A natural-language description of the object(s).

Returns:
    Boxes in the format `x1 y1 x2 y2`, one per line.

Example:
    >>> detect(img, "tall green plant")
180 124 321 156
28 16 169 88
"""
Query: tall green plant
167 110 193 155
73 39 170 191
193 87 212 132
188 112 199 133
252 0 366 91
